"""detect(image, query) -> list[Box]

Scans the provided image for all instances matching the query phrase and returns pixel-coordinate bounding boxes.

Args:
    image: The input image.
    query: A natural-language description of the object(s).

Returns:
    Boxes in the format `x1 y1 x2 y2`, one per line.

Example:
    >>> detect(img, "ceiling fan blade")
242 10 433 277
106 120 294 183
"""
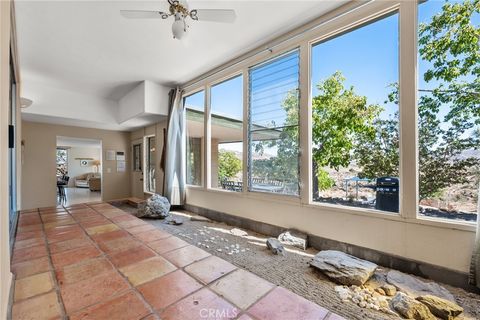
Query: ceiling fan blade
191 9 236 23
120 10 169 19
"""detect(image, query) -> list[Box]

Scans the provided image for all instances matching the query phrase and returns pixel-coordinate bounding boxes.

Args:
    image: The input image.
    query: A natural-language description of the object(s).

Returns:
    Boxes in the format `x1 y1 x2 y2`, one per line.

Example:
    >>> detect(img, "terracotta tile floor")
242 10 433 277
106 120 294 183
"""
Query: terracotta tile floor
10 202 345 320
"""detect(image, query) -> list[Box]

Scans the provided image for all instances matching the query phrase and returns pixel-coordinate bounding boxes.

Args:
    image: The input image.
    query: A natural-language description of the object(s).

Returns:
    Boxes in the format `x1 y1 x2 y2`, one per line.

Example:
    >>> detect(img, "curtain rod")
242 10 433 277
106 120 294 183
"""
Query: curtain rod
181 0 375 91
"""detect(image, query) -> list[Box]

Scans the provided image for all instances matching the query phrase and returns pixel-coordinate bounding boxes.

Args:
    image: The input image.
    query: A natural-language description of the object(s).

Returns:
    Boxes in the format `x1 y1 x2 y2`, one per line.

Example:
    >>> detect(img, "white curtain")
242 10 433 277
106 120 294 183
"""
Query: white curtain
469 184 480 288
164 88 185 205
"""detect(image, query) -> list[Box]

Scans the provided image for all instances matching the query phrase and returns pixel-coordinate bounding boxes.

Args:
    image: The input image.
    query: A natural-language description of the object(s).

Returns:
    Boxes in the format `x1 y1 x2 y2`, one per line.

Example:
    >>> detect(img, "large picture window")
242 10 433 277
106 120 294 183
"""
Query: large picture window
248 50 300 195
185 91 205 186
310 13 400 213
417 0 479 222
210 75 243 192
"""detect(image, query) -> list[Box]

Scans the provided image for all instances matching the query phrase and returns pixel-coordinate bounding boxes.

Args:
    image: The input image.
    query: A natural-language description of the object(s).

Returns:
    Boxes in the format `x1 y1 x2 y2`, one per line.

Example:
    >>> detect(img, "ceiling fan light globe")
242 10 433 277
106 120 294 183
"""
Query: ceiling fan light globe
172 18 186 39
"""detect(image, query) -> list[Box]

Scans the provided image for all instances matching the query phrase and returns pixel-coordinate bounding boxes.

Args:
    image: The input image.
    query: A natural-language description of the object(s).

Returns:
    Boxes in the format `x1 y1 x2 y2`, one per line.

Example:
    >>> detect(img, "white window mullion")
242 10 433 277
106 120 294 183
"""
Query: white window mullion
299 42 311 205
242 68 249 194
399 1 418 220
204 85 211 190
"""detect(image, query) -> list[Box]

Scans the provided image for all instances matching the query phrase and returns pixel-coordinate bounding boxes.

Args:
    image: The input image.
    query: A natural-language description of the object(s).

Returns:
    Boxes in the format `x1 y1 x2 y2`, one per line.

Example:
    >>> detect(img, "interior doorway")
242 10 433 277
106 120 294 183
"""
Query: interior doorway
56 136 102 206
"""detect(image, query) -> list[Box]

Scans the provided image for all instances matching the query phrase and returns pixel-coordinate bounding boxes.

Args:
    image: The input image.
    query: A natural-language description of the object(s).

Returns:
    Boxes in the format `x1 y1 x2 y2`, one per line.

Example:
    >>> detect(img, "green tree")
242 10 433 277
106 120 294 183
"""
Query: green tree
311 72 382 192
218 150 242 182
356 0 480 200
354 112 399 180
251 89 299 184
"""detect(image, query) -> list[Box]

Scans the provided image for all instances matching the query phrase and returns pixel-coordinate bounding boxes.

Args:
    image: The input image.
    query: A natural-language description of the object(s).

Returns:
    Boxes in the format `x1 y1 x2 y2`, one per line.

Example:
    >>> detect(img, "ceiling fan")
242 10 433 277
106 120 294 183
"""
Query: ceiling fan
120 0 236 40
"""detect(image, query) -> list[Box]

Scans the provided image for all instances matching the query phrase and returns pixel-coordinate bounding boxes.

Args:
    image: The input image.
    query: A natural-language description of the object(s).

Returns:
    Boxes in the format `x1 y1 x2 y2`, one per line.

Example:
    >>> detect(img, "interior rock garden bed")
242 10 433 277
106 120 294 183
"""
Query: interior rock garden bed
111 200 480 320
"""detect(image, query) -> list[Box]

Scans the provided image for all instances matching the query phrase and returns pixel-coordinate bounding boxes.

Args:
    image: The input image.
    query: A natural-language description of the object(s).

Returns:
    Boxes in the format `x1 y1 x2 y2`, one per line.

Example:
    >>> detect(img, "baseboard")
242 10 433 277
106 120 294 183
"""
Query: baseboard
184 204 480 294
3 271 13 320
8 210 18 257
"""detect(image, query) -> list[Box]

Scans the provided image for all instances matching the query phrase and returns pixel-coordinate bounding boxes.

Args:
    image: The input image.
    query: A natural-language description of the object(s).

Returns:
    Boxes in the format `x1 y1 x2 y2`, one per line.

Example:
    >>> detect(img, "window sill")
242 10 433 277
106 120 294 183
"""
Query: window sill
186 187 476 233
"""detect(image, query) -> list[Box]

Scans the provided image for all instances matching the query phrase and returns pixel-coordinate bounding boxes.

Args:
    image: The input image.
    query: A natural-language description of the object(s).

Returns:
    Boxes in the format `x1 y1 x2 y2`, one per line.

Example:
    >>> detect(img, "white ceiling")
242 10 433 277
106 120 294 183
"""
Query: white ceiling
16 0 347 130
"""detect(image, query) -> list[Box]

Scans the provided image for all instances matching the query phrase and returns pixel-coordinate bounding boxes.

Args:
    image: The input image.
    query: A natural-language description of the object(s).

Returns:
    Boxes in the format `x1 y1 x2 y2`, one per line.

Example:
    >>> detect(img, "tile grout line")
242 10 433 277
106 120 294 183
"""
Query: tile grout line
39 206 70 320
117 212 275 317
48 204 137 318
84 203 161 319
91 203 248 318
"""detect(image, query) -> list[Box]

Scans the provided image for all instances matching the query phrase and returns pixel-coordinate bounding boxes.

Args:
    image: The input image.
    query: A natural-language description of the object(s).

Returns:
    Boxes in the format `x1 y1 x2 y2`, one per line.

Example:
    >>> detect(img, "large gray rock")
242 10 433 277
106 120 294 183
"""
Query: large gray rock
391 292 436 320
136 194 170 219
310 250 377 286
278 230 308 250
266 238 285 256
416 295 463 320
387 270 455 302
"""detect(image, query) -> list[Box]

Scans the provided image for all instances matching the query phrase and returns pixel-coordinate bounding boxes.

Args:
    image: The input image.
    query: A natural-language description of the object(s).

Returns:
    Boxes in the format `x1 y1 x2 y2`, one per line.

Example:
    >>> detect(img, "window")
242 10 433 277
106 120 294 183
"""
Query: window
210 75 243 192
145 136 156 192
248 50 300 195
133 144 142 172
185 91 205 186
56 148 68 176
310 13 400 213
417 0 479 222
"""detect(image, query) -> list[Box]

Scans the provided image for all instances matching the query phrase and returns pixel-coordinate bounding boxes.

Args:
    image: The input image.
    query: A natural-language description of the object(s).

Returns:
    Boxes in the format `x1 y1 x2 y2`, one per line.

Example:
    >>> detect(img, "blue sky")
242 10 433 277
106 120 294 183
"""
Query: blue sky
185 0 477 127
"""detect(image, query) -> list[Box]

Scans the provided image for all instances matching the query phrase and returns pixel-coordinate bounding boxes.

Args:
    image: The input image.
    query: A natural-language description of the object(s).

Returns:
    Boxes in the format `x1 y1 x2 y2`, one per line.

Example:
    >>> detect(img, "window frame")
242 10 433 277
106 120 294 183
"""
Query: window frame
184 89 207 188
307 10 401 215
208 72 244 192
179 0 477 231
247 48 301 197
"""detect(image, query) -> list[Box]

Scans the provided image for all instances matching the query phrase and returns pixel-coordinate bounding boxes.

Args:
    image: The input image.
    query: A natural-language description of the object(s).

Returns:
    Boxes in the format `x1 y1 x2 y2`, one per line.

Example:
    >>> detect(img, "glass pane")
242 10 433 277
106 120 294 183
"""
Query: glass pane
133 144 142 172
310 13 400 213
417 0 479 222
56 148 68 176
185 91 205 186
211 75 243 191
249 50 300 195
146 137 156 192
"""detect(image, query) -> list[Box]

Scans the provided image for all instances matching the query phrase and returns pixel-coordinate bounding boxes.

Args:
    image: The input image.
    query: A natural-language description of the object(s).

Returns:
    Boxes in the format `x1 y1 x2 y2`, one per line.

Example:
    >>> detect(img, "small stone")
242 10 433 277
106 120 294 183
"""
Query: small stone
416 295 464 320
164 216 183 225
381 284 396 296
190 215 211 222
266 238 285 256
278 229 308 250
217 249 222 252
359 301 367 308
230 228 248 237
391 292 436 320
375 288 386 295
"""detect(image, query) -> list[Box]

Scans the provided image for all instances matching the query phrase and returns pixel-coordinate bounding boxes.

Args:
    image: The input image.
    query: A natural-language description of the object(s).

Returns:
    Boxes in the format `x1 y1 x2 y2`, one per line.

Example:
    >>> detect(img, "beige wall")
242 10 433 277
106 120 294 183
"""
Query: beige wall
21 121 131 209
187 189 475 273
130 121 168 197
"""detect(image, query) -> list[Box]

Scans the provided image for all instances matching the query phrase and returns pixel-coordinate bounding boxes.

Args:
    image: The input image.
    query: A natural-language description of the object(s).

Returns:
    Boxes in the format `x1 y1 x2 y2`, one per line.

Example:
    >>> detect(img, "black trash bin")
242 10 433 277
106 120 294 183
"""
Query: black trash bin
375 177 399 213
